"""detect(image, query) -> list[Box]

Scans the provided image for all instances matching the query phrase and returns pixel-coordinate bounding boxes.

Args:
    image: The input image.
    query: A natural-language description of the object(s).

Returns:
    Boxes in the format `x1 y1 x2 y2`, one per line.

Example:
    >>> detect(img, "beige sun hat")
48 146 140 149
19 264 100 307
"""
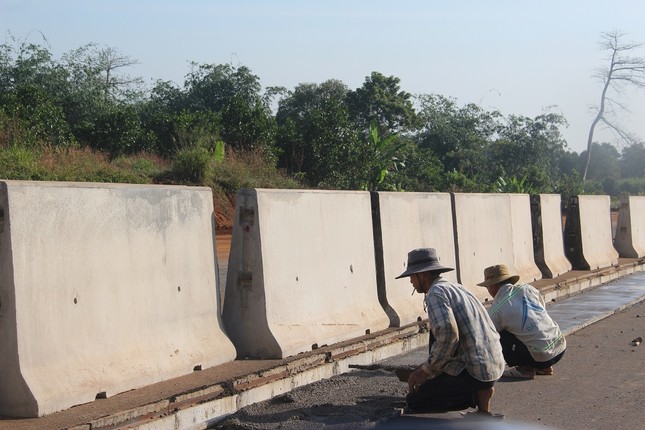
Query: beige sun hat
477 264 520 287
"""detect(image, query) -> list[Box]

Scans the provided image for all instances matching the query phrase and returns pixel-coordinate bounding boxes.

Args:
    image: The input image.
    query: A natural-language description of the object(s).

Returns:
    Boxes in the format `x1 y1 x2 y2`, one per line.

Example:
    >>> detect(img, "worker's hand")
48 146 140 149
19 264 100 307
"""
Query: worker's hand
407 367 429 393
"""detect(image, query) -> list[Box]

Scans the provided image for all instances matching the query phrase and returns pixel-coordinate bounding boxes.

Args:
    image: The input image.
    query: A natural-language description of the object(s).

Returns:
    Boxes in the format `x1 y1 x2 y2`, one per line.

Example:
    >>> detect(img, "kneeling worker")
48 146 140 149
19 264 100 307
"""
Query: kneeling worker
478 264 566 379
397 248 505 415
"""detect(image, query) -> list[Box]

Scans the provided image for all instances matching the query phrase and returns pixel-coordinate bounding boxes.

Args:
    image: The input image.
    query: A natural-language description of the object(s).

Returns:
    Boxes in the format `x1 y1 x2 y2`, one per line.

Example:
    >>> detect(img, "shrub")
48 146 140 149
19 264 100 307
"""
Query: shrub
0 111 42 148
210 148 300 193
0 145 46 179
112 153 167 179
170 147 212 184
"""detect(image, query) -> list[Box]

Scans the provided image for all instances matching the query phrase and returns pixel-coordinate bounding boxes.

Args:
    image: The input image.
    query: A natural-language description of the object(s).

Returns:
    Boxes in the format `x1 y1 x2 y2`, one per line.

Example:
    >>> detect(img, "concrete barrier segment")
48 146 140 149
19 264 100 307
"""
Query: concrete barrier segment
0 181 236 417
509 194 543 282
531 194 572 278
614 196 645 258
452 193 541 301
222 189 390 360
372 192 457 327
564 195 619 270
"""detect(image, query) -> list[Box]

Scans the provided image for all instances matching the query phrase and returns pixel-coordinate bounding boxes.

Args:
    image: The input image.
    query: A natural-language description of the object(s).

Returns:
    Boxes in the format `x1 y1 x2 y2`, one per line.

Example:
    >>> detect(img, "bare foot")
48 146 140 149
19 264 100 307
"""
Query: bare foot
475 386 494 413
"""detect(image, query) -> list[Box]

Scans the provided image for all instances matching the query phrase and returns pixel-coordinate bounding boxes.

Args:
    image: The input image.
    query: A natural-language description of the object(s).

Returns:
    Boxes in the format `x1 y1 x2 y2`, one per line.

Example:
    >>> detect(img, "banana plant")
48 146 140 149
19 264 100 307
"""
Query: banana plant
366 119 405 191
495 174 534 194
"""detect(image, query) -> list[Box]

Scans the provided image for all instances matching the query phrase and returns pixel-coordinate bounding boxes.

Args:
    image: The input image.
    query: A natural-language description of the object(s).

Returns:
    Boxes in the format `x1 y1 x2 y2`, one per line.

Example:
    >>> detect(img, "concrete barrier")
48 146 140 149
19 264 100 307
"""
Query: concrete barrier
373 192 457 327
564 195 619 270
531 194 572 278
452 193 542 300
222 189 390 359
0 181 236 418
614 196 645 258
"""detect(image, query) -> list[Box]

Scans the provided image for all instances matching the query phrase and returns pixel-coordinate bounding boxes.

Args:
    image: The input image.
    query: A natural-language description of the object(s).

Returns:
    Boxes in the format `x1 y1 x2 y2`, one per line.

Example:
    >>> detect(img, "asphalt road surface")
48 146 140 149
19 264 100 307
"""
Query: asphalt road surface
214 299 645 430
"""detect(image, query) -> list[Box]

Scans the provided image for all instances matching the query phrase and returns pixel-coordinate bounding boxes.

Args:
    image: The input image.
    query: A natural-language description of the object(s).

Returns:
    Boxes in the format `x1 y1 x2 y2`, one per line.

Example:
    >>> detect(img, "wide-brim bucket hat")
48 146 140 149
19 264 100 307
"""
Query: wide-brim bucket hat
477 264 520 287
395 248 454 279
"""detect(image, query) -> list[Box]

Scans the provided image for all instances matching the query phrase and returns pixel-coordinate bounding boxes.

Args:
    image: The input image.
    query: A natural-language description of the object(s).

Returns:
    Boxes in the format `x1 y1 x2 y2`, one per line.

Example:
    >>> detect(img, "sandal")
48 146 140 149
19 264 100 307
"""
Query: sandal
536 366 554 375
461 410 505 420
503 366 535 379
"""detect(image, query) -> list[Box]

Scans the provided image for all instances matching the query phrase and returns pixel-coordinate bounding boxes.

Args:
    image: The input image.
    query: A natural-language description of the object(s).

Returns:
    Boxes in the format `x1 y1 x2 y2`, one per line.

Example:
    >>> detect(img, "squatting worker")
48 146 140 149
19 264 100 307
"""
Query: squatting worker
396 248 505 416
478 264 566 379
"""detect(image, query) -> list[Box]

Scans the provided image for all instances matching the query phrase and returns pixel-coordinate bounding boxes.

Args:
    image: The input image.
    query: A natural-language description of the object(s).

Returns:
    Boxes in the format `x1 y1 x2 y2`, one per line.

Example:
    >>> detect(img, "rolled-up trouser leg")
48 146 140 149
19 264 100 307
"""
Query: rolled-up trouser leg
406 370 494 413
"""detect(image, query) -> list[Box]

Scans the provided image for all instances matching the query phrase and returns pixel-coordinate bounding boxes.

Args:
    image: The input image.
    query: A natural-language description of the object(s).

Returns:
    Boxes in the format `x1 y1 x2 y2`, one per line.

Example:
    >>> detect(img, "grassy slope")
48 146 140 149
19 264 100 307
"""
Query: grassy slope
0 146 301 234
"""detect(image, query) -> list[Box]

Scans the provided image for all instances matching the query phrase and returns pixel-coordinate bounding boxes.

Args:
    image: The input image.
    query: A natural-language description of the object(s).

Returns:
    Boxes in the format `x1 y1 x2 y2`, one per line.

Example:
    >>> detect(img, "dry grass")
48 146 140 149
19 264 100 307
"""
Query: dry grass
0 144 301 232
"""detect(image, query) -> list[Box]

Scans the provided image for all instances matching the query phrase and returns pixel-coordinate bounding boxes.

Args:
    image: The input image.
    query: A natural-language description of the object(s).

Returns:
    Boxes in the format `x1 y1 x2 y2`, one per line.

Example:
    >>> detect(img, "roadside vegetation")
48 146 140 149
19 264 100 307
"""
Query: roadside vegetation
2 34 645 230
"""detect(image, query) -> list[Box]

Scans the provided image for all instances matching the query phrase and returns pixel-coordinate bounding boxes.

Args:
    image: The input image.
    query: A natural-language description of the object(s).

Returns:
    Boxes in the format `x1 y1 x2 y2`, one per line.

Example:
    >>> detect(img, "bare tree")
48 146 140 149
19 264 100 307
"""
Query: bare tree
95 46 142 101
583 31 645 183
63 43 143 102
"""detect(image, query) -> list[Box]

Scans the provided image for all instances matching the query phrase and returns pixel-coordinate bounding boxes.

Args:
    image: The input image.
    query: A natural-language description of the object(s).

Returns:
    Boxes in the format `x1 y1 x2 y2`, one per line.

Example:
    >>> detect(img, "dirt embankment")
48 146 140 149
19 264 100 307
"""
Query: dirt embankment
213 190 236 235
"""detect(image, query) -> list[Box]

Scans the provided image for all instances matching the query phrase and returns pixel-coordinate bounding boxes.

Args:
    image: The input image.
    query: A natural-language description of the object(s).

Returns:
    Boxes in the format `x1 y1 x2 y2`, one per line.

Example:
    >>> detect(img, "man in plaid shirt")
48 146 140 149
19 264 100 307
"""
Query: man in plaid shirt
396 248 505 416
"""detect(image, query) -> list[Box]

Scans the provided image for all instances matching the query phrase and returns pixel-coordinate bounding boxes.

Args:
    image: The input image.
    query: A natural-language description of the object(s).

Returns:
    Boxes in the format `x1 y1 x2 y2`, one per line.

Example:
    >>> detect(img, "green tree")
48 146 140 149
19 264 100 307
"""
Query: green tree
558 150 581 177
620 142 645 178
347 71 418 137
87 104 154 157
416 94 499 178
392 144 445 192
578 142 620 181
141 64 277 158
0 39 74 146
555 170 584 205
275 79 364 188
183 63 275 152
137 80 183 156
489 112 569 191
61 44 145 155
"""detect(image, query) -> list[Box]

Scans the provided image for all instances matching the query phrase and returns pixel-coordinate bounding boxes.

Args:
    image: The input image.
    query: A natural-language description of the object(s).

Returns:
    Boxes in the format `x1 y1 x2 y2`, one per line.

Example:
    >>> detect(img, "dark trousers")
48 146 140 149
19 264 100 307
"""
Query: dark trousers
499 330 565 369
406 370 494 413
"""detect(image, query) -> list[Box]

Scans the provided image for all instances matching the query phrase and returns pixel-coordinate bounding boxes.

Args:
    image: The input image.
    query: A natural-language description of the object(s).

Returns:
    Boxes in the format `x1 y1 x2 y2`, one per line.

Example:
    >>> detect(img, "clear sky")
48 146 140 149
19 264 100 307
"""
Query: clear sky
3 0 645 153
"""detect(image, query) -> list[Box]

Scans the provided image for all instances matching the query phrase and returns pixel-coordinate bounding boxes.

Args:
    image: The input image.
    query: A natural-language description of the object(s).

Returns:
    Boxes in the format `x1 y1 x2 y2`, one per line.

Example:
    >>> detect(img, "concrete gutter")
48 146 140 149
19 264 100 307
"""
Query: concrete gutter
2 259 644 430
82 325 430 430
536 257 645 303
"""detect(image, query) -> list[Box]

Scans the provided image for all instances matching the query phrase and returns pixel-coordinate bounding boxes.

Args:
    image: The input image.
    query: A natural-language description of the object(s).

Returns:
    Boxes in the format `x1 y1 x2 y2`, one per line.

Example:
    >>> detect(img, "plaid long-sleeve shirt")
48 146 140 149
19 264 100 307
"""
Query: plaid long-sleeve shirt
421 277 505 382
